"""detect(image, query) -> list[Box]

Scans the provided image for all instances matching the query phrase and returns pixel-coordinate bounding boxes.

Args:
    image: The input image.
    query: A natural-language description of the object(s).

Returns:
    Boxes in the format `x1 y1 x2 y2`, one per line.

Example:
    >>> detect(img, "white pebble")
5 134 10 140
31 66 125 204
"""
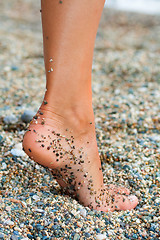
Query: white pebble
11 149 25 157
4 220 14 226
96 233 107 240
20 223 24 228
2 162 7 169
14 143 23 150
6 206 11 211
35 209 45 213
32 195 40 201
4 66 11 72
114 89 120 95
79 208 87 218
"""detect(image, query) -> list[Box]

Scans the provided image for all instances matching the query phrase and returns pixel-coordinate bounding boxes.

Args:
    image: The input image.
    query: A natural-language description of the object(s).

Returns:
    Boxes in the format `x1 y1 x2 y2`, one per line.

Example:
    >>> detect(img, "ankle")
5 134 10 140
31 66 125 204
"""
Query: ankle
37 101 95 134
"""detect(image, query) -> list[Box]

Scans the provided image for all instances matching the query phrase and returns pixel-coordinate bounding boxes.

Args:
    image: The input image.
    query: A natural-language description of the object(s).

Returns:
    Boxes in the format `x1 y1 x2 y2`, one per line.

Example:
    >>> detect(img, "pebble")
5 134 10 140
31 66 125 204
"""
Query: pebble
73 234 80 240
21 110 36 123
96 233 107 240
0 233 4 239
35 209 45 213
4 220 14 226
32 195 40 201
10 235 19 240
11 148 25 157
1 162 7 169
0 135 3 143
3 114 18 124
79 208 87 218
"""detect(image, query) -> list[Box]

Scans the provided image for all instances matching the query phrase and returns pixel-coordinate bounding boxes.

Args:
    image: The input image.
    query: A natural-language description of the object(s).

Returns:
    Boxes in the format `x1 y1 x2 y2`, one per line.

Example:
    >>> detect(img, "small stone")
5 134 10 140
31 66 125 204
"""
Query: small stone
11 66 19 71
6 206 11 211
4 220 14 226
96 233 107 240
73 234 80 240
32 195 40 201
79 208 87 217
35 209 45 213
0 135 3 143
3 114 18 124
0 233 4 239
2 162 7 169
85 233 91 238
11 148 25 157
21 110 36 123
11 234 19 240
27 234 34 239
36 224 44 230
4 66 11 71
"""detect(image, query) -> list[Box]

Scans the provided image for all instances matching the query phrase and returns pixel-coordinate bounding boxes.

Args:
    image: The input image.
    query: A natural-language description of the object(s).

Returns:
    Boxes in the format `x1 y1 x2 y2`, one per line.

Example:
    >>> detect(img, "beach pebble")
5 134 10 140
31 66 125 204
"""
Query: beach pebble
11 234 19 240
35 209 45 213
0 233 4 239
11 143 25 157
4 66 11 72
19 223 24 228
32 195 40 201
4 220 14 226
0 135 3 143
148 135 160 142
11 66 19 71
96 233 107 240
73 234 80 240
21 110 36 123
1 162 7 169
79 208 87 218
11 148 25 157
3 114 18 124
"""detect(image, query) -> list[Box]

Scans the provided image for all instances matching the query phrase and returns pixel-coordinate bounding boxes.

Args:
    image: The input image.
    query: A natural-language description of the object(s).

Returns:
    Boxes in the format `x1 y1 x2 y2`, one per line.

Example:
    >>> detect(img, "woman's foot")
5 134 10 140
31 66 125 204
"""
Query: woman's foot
23 102 138 212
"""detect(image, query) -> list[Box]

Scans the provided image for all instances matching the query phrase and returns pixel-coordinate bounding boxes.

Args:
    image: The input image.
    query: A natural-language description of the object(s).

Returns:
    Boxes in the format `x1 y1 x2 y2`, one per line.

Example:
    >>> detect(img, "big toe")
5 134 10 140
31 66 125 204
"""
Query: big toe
108 184 130 195
115 194 138 211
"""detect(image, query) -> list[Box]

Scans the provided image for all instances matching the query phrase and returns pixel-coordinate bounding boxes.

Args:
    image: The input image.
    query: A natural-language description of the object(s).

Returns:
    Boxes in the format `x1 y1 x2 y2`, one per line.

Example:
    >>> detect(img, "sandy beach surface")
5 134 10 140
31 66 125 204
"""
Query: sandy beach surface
0 1 160 239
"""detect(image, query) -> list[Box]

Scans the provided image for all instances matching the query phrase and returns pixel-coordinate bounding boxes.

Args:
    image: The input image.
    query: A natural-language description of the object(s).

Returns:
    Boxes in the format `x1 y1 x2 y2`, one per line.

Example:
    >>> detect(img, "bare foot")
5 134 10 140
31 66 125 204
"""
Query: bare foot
23 103 138 212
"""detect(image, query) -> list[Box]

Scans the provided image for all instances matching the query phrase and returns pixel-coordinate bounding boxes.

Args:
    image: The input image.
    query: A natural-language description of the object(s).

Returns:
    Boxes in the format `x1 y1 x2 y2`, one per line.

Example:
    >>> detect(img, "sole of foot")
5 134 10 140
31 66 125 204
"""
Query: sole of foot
23 108 138 212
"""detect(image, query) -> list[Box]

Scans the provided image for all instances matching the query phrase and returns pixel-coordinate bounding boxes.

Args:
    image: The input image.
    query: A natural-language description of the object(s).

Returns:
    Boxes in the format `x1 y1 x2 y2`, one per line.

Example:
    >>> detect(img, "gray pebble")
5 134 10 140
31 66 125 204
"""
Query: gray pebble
0 233 4 239
0 135 3 143
10 235 19 240
3 114 18 124
21 110 36 123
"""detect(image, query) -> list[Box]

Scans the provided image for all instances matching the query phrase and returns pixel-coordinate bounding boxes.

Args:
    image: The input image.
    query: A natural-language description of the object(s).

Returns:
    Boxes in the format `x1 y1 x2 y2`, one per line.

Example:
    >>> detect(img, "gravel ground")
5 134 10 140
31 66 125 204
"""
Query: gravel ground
0 1 160 239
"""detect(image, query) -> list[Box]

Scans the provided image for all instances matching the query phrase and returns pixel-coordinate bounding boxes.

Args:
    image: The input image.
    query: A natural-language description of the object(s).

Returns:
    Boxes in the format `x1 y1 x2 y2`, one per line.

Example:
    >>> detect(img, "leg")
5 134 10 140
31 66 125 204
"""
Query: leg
23 0 138 211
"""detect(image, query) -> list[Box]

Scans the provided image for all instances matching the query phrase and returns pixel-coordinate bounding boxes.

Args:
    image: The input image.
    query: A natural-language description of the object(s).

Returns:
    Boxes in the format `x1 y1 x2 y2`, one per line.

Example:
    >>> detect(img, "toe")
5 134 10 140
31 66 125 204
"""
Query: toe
107 184 130 195
114 194 138 211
